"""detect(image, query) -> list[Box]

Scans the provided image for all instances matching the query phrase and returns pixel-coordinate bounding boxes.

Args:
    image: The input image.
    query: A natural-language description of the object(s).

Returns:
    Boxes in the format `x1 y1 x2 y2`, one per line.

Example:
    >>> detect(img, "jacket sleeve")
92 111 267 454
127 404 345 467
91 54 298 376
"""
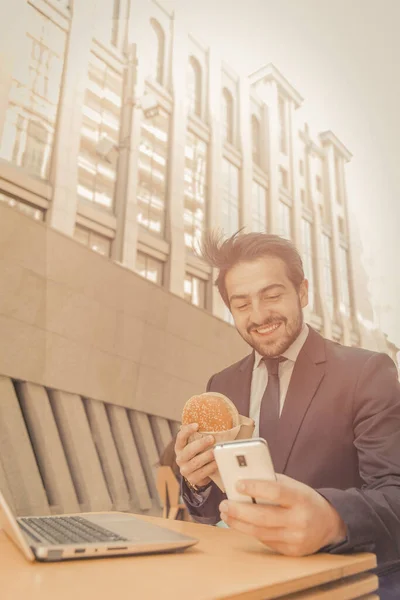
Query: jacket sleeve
181 374 227 524
317 353 400 569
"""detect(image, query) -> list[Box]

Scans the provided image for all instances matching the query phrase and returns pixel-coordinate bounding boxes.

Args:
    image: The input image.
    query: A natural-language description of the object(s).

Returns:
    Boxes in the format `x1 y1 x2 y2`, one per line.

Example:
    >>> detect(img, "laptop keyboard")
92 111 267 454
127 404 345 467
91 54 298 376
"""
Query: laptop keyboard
19 515 129 545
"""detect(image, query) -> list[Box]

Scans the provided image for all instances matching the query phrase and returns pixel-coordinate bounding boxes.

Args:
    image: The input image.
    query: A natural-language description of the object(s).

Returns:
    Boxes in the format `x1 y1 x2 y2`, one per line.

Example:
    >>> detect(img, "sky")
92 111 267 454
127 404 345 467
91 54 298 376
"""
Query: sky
162 0 400 346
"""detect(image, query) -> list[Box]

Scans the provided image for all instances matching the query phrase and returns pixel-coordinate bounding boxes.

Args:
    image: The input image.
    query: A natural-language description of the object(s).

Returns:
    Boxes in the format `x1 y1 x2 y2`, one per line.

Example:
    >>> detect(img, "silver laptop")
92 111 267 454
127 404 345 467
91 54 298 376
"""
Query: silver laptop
0 490 198 562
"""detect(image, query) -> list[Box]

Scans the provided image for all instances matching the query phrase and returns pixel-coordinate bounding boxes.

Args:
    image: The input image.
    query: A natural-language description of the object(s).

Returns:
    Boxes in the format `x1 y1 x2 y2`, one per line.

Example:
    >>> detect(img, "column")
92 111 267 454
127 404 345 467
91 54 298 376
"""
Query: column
288 101 302 250
259 80 280 234
47 0 98 235
164 12 187 296
324 143 344 331
207 47 226 319
238 76 252 230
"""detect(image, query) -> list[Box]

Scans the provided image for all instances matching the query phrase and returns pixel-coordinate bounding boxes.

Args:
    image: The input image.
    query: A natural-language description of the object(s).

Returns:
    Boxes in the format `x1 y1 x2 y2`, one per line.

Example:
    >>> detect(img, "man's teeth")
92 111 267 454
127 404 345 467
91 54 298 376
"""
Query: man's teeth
255 323 281 334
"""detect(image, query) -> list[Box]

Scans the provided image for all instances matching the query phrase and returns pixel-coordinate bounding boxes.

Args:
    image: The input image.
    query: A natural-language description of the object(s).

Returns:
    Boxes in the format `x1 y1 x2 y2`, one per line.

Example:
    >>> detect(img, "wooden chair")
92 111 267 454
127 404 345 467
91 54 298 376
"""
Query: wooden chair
156 466 188 520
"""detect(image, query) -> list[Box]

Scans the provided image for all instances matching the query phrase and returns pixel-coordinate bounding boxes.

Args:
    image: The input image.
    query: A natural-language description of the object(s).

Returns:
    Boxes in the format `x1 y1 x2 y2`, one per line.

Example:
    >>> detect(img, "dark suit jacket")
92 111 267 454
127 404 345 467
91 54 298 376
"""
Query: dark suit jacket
183 326 400 580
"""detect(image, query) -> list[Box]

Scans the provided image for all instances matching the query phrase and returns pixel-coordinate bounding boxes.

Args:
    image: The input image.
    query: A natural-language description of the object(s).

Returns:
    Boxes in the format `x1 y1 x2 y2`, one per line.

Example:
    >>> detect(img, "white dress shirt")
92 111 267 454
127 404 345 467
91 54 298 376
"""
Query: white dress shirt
250 324 309 437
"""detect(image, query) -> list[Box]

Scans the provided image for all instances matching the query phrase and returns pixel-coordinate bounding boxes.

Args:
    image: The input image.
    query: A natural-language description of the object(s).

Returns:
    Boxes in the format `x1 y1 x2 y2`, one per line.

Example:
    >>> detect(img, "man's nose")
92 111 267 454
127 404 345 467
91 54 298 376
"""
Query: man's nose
249 302 269 326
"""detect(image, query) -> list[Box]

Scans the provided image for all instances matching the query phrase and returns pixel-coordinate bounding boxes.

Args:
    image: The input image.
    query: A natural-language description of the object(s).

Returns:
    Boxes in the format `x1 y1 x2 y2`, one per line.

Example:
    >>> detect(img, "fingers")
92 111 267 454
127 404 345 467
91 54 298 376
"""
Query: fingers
174 425 216 484
188 460 218 487
174 423 199 453
220 500 287 529
236 476 305 508
176 434 215 465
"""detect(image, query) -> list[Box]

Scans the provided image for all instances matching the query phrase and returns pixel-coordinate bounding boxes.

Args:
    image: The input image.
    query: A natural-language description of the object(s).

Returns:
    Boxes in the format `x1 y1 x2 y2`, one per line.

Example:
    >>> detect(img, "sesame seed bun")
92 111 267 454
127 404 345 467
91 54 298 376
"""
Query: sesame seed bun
182 392 239 432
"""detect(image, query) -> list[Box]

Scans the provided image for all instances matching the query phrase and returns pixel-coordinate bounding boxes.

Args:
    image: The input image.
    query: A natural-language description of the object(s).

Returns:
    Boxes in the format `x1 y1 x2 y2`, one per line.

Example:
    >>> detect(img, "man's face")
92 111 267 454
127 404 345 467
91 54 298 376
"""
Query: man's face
225 256 308 358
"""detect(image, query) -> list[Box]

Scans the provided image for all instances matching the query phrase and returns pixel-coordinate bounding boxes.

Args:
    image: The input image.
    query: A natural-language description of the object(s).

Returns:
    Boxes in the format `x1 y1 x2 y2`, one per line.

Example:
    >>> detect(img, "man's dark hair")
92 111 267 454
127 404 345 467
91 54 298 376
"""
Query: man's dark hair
199 229 305 307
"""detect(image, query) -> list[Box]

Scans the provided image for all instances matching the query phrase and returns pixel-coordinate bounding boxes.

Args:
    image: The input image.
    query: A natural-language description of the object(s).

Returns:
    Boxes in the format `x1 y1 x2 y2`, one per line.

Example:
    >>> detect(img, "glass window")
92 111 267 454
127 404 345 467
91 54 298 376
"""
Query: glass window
299 159 304 176
339 247 351 316
74 224 111 257
321 233 334 318
251 181 267 233
221 159 239 236
184 273 206 308
137 107 170 237
187 57 202 117
301 219 315 311
279 201 291 239
135 251 163 285
251 115 261 165
77 53 122 211
150 18 165 85
0 192 44 221
222 88 234 145
316 175 322 193
278 96 287 154
224 307 235 325
301 189 306 205
0 5 66 179
184 131 207 253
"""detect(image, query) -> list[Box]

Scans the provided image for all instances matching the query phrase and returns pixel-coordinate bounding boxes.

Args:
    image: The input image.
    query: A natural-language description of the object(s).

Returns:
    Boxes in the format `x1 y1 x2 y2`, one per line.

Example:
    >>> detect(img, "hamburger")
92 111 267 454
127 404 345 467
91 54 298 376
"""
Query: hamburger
182 392 239 433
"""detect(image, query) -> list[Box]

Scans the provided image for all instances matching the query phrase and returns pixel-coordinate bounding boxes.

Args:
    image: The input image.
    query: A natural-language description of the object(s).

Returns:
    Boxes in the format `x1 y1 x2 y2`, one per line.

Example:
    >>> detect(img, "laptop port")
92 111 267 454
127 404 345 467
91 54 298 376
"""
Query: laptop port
107 547 128 551
74 549 86 554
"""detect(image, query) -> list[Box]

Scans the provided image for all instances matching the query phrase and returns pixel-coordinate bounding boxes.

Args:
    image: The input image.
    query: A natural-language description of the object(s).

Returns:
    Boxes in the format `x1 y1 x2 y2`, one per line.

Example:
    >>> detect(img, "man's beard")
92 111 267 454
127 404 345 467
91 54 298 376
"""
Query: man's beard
237 302 304 358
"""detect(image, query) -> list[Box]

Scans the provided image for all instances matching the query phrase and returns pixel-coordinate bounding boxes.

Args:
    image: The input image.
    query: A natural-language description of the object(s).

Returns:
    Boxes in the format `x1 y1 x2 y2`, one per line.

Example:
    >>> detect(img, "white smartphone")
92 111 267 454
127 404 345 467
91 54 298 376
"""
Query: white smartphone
213 438 276 505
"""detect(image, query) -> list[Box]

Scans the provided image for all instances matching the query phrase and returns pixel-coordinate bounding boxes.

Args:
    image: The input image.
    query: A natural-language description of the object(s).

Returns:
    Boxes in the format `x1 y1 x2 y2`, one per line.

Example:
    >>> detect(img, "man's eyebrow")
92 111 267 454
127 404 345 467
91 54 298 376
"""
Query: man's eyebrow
229 283 285 303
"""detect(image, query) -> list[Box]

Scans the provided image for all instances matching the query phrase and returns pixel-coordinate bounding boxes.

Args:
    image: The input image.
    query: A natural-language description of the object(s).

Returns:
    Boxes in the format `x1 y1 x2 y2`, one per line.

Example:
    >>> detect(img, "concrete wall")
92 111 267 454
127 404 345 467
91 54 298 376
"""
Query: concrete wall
0 202 248 422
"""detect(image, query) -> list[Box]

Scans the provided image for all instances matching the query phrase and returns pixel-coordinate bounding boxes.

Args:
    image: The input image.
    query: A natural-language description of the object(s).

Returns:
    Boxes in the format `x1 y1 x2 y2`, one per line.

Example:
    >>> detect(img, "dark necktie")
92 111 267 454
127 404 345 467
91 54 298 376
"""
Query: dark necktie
258 356 286 443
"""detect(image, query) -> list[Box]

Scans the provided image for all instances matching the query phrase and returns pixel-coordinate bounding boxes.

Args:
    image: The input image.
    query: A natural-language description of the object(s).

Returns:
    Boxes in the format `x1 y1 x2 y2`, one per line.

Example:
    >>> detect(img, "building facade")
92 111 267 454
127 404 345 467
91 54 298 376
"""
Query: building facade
0 0 396 358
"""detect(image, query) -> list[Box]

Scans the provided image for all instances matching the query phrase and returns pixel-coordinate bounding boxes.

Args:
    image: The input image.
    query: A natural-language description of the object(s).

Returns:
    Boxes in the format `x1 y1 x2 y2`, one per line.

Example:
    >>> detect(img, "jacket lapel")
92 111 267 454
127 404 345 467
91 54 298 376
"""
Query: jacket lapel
230 352 254 417
269 327 327 474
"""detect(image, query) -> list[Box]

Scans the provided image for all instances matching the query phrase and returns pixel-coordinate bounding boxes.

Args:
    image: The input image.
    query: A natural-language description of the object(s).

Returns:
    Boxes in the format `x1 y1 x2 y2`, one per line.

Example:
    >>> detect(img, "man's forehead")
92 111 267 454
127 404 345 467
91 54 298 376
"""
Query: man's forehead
225 260 292 300
226 257 289 285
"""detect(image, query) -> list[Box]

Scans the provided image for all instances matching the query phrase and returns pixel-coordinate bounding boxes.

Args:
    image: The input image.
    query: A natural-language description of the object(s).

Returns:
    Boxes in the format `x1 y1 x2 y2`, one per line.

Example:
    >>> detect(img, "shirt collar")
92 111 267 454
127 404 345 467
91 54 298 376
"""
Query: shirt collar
253 323 309 371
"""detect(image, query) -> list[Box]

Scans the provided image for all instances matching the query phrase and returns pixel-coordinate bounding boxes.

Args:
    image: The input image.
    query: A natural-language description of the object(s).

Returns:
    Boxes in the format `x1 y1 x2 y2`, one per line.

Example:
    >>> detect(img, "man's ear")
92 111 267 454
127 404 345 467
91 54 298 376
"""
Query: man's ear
299 279 309 309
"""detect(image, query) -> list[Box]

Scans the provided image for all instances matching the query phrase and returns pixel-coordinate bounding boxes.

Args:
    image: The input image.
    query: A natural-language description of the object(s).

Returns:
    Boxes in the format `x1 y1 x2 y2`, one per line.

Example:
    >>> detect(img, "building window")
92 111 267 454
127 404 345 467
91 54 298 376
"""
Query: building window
279 201 291 239
150 18 165 85
321 233 334 318
278 96 287 154
187 57 202 117
184 273 206 308
251 181 267 233
301 219 315 311
222 88 234 145
77 54 122 211
301 189 306 205
316 175 322 193
339 247 351 316
74 225 112 257
299 159 304 176
137 107 170 236
0 4 66 179
0 192 44 221
221 159 239 236
279 167 289 189
184 131 207 253
251 115 261 165
135 251 163 285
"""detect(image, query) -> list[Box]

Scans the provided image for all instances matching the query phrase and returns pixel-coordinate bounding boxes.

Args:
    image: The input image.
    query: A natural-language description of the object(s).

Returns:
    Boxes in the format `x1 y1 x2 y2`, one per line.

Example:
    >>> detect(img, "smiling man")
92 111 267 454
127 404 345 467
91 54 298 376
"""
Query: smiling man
175 230 400 599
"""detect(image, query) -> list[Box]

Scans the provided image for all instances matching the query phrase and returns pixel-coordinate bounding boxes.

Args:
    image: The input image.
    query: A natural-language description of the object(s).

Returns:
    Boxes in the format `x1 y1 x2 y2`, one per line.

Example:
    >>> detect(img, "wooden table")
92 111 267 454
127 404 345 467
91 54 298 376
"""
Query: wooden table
0 515 378 600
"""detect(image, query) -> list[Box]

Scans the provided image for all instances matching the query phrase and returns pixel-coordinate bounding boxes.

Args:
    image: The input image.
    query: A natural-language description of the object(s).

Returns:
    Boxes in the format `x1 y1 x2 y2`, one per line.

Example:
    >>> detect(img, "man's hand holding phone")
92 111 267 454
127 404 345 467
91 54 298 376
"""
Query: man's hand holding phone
174 424 217 488
219 475 347 556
